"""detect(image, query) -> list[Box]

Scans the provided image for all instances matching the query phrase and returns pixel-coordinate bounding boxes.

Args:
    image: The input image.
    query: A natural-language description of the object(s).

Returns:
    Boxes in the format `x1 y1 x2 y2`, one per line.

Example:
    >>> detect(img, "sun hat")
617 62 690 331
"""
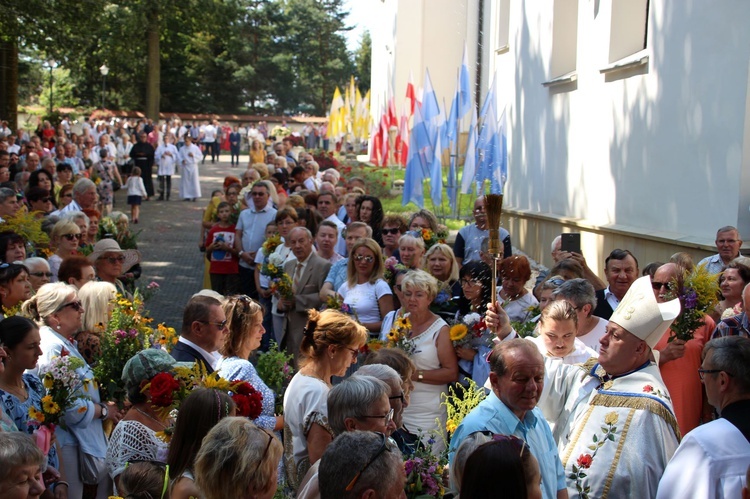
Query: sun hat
87 238 141 274
121 349 176 388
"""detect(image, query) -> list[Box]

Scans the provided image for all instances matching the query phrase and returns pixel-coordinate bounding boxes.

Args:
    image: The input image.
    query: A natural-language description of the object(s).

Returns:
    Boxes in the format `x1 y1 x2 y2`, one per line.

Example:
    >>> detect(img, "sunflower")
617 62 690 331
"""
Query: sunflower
387 330 399 342
28 406 45 423
450 324 468 342
43 373 54 389
42 396 60 415
395 316 410 330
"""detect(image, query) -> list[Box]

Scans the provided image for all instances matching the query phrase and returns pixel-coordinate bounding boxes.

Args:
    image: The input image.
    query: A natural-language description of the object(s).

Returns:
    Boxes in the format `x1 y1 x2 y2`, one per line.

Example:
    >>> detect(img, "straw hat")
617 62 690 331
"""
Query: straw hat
87 239 141 274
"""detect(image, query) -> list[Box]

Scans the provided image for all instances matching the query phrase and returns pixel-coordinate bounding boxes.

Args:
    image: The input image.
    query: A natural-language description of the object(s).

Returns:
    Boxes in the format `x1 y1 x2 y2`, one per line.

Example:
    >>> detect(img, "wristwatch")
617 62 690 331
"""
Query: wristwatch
99 403 108 420
417 370 424 382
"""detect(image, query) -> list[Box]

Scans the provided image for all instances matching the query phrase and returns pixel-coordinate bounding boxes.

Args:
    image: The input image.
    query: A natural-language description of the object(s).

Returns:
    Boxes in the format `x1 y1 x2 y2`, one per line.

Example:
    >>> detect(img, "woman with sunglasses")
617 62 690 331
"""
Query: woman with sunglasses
0 262 33 317
88 239 141 299
168 389 236 499
23 257 52 293
195 417 282 499
283 309 368 492
23 282 121 499
337 238 393 335
48 219 82 282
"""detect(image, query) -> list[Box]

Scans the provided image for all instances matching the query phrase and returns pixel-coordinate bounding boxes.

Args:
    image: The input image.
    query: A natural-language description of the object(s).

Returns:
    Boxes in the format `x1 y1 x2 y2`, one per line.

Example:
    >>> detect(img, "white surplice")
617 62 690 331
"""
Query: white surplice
179 143 203 199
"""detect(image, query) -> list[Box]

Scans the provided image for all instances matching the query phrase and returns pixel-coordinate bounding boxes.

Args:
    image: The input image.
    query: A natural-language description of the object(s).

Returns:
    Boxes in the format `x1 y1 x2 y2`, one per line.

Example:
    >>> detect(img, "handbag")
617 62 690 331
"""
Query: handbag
112 179 121 192
78 447 106 485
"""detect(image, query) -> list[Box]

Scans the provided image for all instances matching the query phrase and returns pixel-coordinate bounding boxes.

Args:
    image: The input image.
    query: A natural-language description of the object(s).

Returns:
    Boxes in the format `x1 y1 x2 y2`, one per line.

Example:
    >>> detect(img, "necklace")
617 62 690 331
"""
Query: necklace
135 407 167 429
300 367 332 387
0 378 27 399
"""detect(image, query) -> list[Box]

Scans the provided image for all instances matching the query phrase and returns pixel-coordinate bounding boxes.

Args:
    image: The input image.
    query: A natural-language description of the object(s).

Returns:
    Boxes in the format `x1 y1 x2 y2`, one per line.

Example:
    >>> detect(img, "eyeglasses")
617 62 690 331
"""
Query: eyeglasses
651 281 670 291
354 254 374 263
343 346 359 359
358 407 394 428
200 319 228 329
104 255 126 264
461 278 481 287
29 272 53 278
251 191 267 197
381 228 401 235
62 233 82 241
251 430 274 478
58 300 83 312
346 432 395 492
698 368 732 381
125 461 169 499
38 197 52 203
388 392 405 404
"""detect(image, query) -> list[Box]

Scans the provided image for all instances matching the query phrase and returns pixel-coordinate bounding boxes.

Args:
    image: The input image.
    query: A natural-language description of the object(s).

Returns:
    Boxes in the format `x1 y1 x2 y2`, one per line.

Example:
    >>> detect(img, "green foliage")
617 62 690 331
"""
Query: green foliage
255 341 294 414
355 31 371 92
39 67 79 110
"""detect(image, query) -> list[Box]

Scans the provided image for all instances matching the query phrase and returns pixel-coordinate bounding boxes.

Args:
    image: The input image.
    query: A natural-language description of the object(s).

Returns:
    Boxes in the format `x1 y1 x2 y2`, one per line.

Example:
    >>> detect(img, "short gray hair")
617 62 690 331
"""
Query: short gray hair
703 336 750 393
550 235 562 253
328 375 390 436
552 278 597 314
0 187 15 203
23 257 50 270
401 269 439 301
319 431 403 499
356 364 402 394
73 178 96 197
0 432 45 484
62 210 90 229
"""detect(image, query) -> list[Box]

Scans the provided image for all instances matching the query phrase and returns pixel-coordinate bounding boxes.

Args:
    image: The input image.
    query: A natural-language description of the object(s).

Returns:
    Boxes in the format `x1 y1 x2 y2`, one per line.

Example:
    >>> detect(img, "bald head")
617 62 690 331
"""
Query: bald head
652 263 680 304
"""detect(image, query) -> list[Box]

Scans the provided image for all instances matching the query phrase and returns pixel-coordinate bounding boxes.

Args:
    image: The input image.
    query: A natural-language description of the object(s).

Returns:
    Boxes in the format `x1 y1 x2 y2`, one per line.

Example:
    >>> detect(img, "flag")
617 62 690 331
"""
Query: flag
369 118 382 165
379 113 390 166
458 44 472 118
430 132 442 207
402 128 425 207
475 82 506 195
493 108 508 194
421 68 440 124
411 104 433 174
445 81 459 145
460 107 478 194
405 71 416 117
397 111 410 166
329 87 344 141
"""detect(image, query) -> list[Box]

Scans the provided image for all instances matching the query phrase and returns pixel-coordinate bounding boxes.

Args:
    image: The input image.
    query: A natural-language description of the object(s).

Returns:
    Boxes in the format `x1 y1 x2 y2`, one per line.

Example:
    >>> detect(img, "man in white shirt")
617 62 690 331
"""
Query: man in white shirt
235 182 277 299
201 121 216 163
170 295 227 373
316 192 346 256
698 226 744 275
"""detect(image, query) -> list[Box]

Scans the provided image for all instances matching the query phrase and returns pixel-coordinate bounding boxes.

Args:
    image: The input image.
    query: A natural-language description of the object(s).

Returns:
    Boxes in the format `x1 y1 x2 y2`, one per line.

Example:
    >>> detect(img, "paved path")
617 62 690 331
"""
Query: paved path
114 153 250 327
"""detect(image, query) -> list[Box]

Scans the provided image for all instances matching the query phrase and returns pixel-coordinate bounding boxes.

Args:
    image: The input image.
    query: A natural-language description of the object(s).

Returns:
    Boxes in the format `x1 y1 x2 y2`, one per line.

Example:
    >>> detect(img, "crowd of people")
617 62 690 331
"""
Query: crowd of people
1 117 750 499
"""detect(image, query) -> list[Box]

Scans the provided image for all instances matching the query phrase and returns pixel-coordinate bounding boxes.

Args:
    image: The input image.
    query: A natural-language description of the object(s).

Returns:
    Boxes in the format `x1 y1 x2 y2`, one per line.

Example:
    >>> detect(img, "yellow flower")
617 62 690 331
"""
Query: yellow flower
268 264 276 273
446 418 457 434
28 406 45 423
387 329 399 342
395 316 410 330
604 411 619 425
42 396 60 415
450 324 468 342
43 373 54 389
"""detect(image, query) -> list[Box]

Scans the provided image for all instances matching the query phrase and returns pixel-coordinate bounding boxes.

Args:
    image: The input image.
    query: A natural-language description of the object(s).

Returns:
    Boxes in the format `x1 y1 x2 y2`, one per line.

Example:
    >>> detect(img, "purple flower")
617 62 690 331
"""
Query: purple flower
433 291 450 305
404 460 415 475
684 290 698 309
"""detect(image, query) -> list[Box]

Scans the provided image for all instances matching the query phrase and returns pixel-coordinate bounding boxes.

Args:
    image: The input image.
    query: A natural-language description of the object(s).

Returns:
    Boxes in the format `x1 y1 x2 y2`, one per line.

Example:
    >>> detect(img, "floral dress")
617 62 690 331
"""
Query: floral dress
0 373 60 469
94 159 118 205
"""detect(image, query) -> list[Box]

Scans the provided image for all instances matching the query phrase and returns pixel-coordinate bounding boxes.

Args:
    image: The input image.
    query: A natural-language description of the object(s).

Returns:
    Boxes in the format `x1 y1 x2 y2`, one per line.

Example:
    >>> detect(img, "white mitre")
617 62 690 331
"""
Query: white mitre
609 275 681 348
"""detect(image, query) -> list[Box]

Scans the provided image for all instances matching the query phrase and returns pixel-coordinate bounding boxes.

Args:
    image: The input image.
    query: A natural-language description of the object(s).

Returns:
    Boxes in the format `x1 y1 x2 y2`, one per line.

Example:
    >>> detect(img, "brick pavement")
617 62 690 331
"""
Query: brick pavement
114 153 250 328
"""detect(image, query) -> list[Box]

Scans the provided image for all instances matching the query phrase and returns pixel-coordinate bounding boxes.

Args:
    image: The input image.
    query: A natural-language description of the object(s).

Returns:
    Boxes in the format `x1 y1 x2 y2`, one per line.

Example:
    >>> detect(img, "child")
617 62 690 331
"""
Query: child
125 166 148 224
254 222 278 351
205 201 240 295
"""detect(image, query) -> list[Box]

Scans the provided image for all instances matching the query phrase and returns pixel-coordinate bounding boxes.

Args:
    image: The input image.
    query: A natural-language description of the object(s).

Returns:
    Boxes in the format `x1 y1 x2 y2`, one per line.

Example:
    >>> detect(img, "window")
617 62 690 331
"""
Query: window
550 0 579 78
609 0 649 63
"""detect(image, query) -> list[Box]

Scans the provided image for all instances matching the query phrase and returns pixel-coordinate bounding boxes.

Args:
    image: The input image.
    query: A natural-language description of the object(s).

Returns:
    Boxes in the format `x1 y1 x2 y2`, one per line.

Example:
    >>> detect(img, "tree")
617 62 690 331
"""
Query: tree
354 31 371 93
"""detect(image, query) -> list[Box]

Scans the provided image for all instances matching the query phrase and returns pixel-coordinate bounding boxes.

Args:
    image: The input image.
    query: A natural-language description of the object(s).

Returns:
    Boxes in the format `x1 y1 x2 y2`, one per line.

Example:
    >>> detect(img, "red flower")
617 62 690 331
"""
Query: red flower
643 385 653 393
231 383 263 419
149 373 180 407
576 454 593 469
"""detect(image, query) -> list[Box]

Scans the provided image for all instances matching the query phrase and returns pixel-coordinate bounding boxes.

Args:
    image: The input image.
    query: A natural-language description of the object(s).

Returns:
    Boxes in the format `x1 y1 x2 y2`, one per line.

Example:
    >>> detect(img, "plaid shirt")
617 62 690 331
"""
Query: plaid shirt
712 312 750 339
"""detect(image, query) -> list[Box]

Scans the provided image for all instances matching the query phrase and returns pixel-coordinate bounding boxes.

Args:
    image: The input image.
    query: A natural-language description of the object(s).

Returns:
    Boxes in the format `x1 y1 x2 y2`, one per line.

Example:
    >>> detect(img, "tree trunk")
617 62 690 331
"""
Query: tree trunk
0 37 19 130
145 8 160 120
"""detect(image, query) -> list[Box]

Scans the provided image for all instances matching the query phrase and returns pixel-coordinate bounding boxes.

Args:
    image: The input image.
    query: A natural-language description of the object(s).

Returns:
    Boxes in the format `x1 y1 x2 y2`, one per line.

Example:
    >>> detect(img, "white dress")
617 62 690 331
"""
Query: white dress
155 143 178 176
179 143 203 199
106 420 168 481
401 315 449 455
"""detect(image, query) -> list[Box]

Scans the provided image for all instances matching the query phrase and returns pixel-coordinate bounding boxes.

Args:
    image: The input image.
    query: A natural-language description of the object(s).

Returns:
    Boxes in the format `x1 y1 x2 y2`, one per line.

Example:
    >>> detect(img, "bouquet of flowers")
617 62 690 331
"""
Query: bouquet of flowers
261 233 283 257
403 437 447 498
256 341 295 415
31 353 89 430
261 252 286 278
136 281 161 303
270 125 291 138
230 381 264 419
360 338 386 357
147 323 179 353
93 292 153 406
325 294 358 321
417 227 448 252
664 263 719 342
386 314 418 356
449 313 489 349
269 273 294 300
441 378 486 436
383 257 407 288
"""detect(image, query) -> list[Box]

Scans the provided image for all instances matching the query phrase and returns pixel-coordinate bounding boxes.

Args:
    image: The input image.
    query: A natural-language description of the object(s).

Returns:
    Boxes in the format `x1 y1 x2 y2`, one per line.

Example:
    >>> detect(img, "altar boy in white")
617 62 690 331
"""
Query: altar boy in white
525 276 681 499
656 336 750 499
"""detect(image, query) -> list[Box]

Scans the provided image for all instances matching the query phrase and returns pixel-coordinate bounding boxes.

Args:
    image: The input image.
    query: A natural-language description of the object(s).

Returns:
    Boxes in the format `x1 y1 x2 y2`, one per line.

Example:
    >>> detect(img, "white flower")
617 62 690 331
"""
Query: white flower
463 313 481 326
268 253 285 266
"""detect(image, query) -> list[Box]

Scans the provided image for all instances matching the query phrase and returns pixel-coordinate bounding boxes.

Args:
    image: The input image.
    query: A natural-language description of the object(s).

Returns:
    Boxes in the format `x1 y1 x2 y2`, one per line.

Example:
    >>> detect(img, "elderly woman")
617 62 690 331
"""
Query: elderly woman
88 239 141 297
106 350 175 490
530 300 597 366
75 281 117 365
399 270 458 455
498 255 538 323
47 219 82 281
168 388 236 499
217 295 283 433
23 257 52 292
195 417 283 499
0 433 47 498
0 263 33 316
22 282 120 499
398 232 426 270
408 209 439 233
57 255 97 289
283 309 367 491
0 231 27 263
711 261 750 322
337 238 394 334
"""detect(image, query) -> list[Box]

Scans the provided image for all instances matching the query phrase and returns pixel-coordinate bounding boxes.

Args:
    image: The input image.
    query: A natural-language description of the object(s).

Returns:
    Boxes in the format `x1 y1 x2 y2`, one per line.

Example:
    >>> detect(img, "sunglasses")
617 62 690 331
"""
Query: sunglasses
651 281 670 291
346 432 396 492
104 255 126 264
62 233 82 241
381 228 401 235
29 272 53 278
354 254 374 263
58 300 83 312
199 319 228 329
252 430 274 477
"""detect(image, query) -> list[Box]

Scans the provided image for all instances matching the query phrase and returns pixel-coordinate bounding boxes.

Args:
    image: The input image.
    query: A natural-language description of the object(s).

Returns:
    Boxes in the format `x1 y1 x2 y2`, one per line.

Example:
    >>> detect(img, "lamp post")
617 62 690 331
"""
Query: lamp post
99 64 109 110
43 59 57 116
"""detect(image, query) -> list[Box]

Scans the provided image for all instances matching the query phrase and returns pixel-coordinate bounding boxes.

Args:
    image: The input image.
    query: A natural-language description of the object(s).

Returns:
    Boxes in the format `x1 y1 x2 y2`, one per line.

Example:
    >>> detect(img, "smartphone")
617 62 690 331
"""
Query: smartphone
561 233 581 254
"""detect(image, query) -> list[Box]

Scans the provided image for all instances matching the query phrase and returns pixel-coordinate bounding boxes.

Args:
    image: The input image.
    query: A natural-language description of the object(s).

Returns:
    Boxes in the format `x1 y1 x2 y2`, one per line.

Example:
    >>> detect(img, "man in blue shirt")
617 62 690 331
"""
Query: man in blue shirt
449 339 567 499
